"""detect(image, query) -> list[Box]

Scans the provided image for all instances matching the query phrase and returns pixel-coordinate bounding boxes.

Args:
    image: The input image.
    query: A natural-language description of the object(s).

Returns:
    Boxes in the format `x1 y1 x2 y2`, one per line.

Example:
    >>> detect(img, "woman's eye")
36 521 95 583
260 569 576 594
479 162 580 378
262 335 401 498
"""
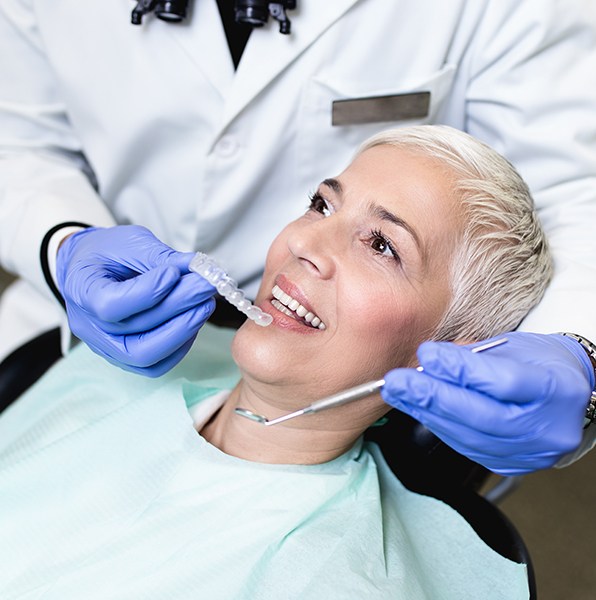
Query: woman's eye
369 229 400 262
371 237 390 254
308 192 333 217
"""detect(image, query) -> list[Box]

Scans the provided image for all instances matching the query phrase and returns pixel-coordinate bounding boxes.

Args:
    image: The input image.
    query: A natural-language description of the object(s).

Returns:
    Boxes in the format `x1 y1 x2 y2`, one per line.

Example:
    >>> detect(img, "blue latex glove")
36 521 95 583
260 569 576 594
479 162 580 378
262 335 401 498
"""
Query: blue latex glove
56 225 216 376
381 332 594 475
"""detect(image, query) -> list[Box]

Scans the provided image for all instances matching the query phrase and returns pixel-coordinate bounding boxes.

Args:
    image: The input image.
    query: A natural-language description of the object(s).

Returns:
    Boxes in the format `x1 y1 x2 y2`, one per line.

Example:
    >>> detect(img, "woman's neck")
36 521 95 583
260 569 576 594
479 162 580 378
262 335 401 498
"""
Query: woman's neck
199 382 377 465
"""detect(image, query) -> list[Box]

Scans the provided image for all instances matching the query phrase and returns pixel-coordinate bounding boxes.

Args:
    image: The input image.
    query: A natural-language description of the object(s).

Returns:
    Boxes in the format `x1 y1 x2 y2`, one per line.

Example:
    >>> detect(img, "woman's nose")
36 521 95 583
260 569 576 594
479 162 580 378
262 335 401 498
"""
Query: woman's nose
286 219 339 279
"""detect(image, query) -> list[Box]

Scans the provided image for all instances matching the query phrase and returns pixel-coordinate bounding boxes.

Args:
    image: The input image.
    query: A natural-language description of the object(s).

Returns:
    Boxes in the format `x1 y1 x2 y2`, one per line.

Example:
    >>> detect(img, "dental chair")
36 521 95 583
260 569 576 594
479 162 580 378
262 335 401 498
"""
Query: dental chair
0 321 536 599
0 327 61 411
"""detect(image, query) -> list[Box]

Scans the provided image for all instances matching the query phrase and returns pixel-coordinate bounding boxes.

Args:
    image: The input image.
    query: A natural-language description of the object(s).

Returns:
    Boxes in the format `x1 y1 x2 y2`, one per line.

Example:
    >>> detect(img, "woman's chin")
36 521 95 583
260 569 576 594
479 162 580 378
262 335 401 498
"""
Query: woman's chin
231 324 285 383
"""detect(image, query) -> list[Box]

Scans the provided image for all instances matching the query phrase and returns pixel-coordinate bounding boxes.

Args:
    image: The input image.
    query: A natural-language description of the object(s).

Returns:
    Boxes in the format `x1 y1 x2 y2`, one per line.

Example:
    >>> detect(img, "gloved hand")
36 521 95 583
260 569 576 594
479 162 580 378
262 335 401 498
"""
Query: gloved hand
381 332 594 475
56 225 216 377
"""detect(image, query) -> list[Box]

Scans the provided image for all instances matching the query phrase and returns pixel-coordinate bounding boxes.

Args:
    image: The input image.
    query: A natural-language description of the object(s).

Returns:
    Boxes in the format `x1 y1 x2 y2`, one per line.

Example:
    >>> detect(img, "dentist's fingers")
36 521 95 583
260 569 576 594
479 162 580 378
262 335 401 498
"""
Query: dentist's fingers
82 298 215 374
381 368 542 438
98 273 216 334
415 340 553 404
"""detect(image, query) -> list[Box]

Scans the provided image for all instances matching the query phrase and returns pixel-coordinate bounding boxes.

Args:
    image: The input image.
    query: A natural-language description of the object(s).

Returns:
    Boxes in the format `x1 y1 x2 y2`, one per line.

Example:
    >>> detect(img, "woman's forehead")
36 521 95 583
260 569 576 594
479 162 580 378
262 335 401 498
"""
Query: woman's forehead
335 145 463 237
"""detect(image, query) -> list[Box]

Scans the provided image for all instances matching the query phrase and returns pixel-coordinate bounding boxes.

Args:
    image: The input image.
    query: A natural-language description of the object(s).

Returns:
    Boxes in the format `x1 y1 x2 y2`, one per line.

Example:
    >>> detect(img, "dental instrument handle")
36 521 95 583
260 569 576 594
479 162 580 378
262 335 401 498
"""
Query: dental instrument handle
261 379 386 426
304 379 386 415
304 340 508 415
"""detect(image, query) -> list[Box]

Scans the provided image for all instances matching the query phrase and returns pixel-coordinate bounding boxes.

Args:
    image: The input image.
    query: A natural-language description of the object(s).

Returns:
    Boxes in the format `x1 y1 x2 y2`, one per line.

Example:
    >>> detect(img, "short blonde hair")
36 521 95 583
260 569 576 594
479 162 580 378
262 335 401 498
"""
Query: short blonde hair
358 125 552 341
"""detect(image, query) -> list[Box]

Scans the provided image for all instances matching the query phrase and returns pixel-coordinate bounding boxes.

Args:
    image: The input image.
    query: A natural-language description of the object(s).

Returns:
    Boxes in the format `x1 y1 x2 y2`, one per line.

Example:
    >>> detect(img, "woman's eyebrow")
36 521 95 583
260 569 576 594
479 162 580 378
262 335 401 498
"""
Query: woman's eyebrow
321 176 423 256
369 203 422 254
321 177 343 194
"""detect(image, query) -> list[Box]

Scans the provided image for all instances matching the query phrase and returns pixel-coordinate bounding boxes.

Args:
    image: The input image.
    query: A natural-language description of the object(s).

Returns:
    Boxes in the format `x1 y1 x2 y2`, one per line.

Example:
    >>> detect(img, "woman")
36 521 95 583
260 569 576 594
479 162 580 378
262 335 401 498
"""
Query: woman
0 126 550 599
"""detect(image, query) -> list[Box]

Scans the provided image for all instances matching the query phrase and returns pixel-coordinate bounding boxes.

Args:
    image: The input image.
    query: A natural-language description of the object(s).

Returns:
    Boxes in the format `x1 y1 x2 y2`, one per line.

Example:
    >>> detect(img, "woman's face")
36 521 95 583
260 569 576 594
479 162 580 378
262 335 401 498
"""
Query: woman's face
232 145 464 407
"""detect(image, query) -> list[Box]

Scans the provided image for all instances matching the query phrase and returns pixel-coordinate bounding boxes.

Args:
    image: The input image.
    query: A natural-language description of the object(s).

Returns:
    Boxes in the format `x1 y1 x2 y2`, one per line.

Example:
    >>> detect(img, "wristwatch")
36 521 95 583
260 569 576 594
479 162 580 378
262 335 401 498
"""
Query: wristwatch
560 332 596 427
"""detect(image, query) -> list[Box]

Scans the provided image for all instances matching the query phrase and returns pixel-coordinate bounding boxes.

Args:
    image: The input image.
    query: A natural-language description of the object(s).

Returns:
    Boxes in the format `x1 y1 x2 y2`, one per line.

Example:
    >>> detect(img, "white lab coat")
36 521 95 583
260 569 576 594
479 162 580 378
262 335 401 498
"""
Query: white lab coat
1 0 596 455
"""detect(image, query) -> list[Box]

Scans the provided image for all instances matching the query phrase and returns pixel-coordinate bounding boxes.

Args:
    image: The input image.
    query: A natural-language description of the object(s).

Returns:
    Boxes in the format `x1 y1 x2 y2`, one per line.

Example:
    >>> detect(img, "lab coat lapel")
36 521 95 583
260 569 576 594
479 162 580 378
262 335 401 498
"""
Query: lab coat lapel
222 0 361 128
166 0 235 100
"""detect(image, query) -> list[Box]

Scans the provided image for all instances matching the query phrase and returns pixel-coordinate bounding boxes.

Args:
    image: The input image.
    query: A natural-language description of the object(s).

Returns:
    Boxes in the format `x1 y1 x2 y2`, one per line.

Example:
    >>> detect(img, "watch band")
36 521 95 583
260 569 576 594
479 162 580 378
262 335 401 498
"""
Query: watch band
560 332 596 427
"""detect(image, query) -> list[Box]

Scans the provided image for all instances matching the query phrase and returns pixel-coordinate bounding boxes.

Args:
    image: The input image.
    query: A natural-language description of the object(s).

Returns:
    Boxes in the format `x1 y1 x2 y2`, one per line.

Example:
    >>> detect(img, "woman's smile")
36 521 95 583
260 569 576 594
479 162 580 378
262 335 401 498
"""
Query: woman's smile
270 284 326 330
263 275 327 332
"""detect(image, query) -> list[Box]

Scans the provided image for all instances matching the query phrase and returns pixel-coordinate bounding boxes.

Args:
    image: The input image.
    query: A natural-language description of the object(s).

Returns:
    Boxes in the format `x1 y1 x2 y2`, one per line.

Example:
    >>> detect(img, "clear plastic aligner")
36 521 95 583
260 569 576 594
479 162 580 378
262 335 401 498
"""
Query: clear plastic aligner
189 252 273 327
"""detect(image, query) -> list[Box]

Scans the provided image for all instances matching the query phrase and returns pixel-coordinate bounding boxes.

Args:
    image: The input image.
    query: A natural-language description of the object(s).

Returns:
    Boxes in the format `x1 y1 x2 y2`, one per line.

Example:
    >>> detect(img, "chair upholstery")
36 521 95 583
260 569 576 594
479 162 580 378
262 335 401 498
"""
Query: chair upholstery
0 328 62 413
364 410 491 496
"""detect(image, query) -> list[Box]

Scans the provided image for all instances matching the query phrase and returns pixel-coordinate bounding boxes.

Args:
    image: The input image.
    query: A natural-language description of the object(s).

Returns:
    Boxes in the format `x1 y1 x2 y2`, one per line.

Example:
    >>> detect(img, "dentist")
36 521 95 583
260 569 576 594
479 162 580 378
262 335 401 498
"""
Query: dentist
0 0 595 475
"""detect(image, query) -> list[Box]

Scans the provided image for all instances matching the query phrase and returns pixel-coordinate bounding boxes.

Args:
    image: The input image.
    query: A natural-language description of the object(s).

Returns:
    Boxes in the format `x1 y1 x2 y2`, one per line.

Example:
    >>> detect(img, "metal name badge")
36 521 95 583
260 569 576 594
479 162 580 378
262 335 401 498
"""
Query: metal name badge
331 91 430 126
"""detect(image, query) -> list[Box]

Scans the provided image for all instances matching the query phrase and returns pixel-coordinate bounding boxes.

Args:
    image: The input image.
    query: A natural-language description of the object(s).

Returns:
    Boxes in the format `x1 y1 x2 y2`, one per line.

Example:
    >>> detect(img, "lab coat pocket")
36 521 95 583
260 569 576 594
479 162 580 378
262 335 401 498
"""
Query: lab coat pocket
295 64 456 185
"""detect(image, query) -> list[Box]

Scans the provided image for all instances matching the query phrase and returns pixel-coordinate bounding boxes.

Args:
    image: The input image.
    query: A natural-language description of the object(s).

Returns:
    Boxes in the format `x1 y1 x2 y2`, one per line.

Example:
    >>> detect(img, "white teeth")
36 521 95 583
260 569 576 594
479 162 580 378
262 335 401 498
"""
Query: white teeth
271 299 294 318
271 284 326 330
